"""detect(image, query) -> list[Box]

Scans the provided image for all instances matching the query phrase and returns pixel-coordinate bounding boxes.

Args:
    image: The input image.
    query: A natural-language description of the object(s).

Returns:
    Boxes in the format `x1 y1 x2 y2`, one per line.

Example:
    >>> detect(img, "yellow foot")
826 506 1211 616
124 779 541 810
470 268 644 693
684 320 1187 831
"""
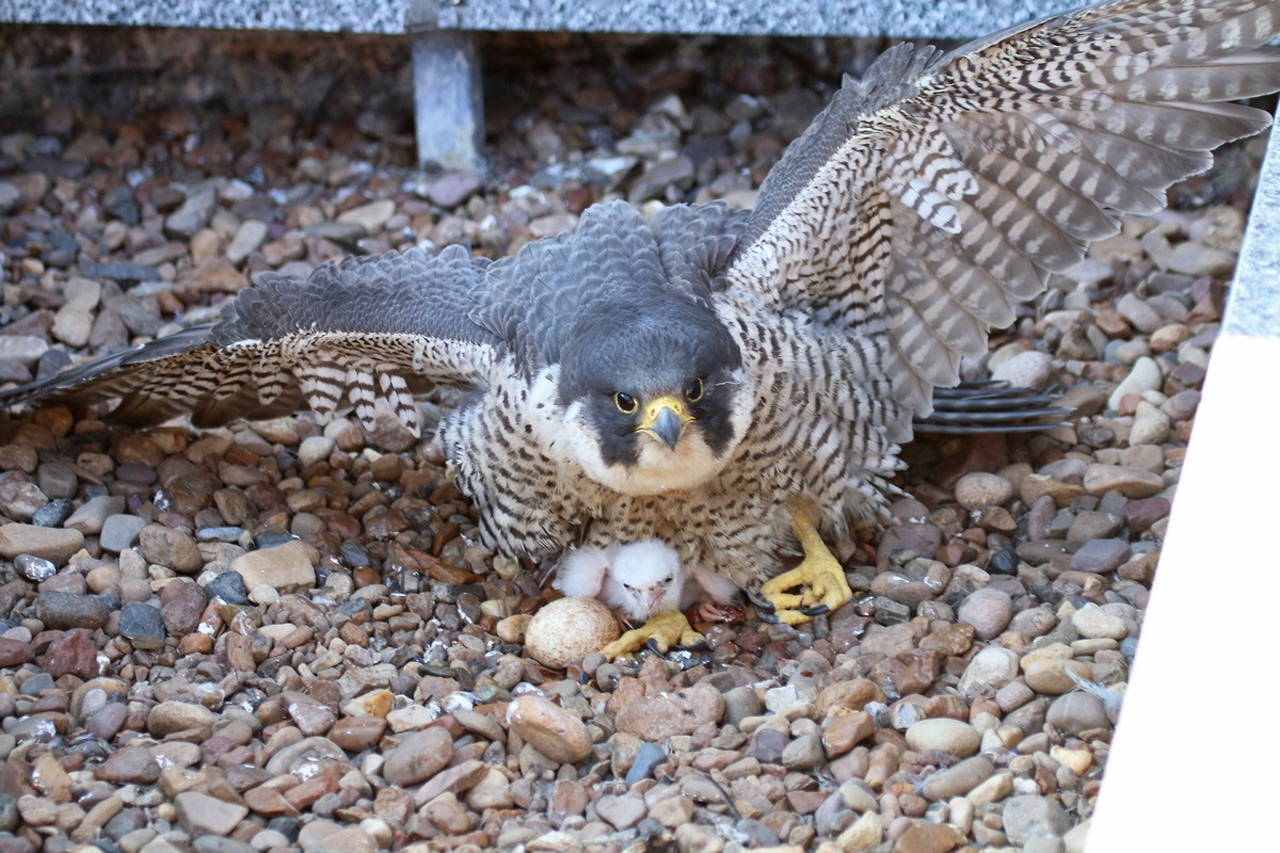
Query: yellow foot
600 609 704 660
758 500 853 626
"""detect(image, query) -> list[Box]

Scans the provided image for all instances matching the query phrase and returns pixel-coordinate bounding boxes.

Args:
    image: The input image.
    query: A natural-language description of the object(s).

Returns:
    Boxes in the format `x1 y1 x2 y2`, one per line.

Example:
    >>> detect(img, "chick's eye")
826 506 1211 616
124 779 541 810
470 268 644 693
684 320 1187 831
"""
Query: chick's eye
614 392 638 414
684 378 704 402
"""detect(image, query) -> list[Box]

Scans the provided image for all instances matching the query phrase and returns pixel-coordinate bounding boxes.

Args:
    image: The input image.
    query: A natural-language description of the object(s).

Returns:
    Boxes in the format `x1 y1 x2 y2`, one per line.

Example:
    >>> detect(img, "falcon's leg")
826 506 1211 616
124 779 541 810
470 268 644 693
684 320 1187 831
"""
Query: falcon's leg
758 498 852 626
600 610 704 661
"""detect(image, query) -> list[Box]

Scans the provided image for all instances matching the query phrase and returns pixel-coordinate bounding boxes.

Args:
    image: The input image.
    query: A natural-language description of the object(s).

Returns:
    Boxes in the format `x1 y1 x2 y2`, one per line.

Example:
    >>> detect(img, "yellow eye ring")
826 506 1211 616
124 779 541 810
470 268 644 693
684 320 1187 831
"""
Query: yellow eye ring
684 378 704 403
614 392 638 414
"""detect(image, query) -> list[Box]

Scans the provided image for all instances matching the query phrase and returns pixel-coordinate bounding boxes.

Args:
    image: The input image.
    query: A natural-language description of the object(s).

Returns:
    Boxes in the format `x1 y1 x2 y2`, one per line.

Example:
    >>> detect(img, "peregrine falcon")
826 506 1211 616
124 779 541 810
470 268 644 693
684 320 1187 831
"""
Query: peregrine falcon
4 0 1279 652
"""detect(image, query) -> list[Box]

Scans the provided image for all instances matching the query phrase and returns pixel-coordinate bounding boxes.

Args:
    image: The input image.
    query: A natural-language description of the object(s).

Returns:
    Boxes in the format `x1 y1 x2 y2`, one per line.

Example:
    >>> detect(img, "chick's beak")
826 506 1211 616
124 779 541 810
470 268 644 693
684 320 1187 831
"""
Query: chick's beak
639 395 692 450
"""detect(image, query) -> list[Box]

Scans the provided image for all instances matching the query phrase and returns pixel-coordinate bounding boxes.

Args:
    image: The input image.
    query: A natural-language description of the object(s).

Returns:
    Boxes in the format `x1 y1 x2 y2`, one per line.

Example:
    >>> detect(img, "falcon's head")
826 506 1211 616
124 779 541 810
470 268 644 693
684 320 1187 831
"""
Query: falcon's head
557 298 750 496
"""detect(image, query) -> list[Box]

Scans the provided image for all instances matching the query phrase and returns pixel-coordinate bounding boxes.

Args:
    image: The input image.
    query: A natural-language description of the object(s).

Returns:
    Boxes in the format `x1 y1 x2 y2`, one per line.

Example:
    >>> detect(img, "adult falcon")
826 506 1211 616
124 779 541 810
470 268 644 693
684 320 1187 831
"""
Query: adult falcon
4 0 1279 656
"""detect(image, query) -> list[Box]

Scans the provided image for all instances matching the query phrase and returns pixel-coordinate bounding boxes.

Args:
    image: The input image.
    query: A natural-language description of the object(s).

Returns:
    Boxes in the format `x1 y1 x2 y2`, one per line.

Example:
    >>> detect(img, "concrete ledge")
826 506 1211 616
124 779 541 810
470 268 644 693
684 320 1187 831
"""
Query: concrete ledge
415 0 1075 39
1087 120 1280 850
0 0 407 33
2 0 1075 39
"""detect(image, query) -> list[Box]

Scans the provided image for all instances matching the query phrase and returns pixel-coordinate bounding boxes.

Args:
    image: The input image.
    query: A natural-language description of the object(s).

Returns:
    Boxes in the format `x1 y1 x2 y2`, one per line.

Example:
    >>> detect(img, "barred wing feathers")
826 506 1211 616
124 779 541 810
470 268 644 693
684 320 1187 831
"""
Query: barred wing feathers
726 0 1280 439
0 244 503 434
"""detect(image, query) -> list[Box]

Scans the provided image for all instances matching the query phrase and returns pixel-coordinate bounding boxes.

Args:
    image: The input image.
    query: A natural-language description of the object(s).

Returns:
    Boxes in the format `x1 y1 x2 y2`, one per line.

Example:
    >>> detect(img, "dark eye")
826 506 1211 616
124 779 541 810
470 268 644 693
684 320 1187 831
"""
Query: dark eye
684 378 704 402
614 392 638 414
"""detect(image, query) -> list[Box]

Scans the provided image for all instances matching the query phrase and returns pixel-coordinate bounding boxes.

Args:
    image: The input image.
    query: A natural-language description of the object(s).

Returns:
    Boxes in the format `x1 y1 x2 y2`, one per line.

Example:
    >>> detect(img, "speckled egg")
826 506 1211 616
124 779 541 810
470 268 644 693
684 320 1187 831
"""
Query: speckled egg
524 596 621 668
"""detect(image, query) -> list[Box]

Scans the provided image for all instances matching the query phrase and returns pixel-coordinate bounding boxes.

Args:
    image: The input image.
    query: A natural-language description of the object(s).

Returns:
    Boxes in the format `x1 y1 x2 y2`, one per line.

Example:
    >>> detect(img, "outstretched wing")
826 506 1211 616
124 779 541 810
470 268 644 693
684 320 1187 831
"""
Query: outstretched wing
0 244 504 434
725 0 1280 438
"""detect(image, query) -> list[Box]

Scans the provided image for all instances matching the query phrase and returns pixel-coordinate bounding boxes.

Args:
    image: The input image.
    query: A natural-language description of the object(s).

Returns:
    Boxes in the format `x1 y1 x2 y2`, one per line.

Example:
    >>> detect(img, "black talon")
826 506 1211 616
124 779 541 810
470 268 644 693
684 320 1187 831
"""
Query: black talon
645 637 669 657
801 603 830 617
746 588 776 611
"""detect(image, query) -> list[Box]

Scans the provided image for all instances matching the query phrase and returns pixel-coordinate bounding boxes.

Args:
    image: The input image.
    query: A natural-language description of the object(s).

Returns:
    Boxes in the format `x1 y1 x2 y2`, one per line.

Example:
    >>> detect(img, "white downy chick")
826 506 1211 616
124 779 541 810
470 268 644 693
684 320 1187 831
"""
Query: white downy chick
557 540 686 624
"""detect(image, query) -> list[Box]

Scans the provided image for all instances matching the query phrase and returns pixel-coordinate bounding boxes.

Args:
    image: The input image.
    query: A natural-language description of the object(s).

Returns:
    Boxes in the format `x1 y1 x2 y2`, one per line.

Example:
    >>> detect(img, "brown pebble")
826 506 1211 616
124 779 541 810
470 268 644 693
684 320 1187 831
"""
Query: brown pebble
822 712 875 757
816 679 886 716
0 524 85 564
894 821 965 853
382 726 454 787
507 695 593 764
329 716 387 752
38 629 98 679
614 681 724 741
244 785 300 817
94 747 160 785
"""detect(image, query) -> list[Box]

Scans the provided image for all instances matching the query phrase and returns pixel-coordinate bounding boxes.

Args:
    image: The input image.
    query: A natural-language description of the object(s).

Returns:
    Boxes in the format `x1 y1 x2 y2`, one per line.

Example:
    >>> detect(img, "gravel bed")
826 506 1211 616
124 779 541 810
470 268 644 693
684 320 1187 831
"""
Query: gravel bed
0 25 1268 853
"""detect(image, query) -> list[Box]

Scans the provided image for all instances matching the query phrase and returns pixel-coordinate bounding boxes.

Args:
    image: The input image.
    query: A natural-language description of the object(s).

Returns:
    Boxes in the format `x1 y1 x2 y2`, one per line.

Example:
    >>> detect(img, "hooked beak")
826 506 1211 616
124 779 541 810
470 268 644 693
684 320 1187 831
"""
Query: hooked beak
638 395 693 450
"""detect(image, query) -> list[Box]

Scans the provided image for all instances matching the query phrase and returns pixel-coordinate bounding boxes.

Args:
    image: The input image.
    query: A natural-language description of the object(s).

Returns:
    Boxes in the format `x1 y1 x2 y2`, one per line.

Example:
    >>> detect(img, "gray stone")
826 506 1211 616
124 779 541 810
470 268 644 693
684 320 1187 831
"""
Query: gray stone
1114 293 1164 334
958 647 1020 696
781 733 826 771
0 181 19 214
1069 539 1130 574
615 681 724 740
95 747 161 785
954 472 1014 509
1003 794 1073 845
83 261 162 283
206 571 250 604
1129 400 1171 446
1107 356 1162 410
1047 691 1111 735
877 521 943 563
991 350 1054 389
35 462 78 498
0 334 49 365
723 685 764 727
164 190 218 239
225 220 269 265
160 579 207 635
31 498 74 528
35 591 112 630
382 727 454 786
229 540 316 589
194 838 256 853
1083 464 1165 499
904 718 980 757
596 793 647 830
0 791 18 832
100 514 149 553
957 587 1014 639
1166 241 1237 277
1070 603 1129 640
921 756 996 800
148 701 217 737
119 602 166 650
337 199 396 234
625 742 666 784
425 171 483 207
1064 511 1122 550
138 524 203 572
264 736 348 776
88 702 128 741
628 155 696 203
15 554 56 582
745 727 787 764
173 791 247 836
65 495 127 535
